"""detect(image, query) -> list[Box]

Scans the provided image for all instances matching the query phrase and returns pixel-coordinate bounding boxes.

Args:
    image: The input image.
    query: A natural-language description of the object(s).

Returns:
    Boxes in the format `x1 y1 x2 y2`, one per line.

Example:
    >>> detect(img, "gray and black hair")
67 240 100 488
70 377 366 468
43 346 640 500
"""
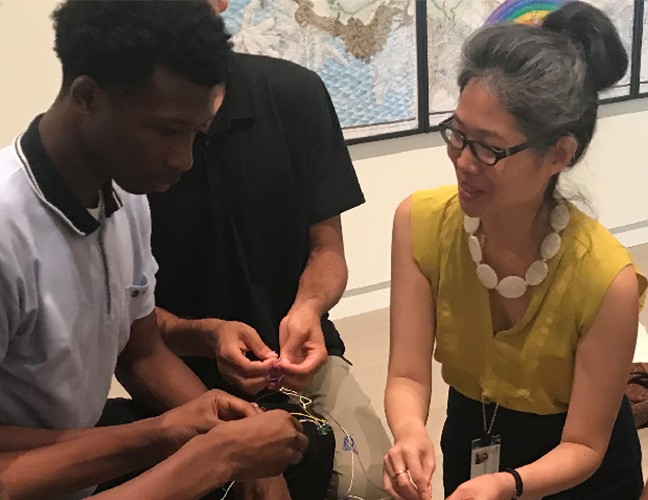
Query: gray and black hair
458 1 627 198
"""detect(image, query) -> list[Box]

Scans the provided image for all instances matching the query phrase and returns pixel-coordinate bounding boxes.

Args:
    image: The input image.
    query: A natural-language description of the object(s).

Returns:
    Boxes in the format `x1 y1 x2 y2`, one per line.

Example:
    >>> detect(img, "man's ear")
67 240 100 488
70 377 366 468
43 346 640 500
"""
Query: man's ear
68 76 102 116
209 0 228 13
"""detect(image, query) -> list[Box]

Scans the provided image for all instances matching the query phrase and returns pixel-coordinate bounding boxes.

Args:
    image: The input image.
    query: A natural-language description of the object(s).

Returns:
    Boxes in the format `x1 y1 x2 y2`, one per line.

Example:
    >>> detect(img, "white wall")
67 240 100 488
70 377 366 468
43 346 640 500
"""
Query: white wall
2 0 647 319
0 0 61 144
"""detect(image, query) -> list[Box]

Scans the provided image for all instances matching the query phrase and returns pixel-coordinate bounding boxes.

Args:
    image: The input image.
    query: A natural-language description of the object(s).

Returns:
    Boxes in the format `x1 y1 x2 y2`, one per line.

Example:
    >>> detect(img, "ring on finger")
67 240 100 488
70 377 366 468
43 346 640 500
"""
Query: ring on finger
391 469 408 481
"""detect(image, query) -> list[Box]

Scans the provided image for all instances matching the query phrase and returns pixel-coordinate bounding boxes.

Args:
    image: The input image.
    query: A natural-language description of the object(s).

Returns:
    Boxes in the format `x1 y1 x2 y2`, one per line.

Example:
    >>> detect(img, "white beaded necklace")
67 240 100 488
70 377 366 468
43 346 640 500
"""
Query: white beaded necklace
463 203 570 299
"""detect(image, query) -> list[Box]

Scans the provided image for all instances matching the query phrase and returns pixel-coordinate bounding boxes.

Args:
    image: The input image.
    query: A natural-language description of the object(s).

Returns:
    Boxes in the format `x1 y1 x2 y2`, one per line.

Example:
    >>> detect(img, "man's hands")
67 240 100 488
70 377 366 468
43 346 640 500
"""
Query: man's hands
274 303 328 391
114 404 308 499
158 390 308 480
202 320 278 395
199 305 328 394
214 410 309 480
160 389 258 447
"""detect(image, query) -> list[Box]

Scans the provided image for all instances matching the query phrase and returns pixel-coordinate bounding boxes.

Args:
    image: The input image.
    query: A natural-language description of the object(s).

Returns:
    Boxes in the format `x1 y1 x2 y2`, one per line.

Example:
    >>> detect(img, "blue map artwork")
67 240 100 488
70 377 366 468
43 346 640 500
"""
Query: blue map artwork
224 0 418 140
225 0 641 139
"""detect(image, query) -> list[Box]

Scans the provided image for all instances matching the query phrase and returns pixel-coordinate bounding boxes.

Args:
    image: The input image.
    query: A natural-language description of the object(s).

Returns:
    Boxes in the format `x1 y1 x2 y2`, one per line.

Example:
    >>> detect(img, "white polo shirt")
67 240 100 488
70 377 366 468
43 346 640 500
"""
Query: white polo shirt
0 117 157 431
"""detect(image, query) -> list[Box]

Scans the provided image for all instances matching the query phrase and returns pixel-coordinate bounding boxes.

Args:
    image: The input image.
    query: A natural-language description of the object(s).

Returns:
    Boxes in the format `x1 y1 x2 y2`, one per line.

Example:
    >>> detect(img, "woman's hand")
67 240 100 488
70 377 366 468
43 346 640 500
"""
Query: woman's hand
445 472 516 500
382 426 435 500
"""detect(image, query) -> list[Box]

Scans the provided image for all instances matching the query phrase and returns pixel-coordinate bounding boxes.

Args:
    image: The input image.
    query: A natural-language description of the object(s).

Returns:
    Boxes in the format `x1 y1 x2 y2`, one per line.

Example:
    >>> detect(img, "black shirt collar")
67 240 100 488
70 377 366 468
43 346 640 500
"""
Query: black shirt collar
207 53 254 135
16 115 122 236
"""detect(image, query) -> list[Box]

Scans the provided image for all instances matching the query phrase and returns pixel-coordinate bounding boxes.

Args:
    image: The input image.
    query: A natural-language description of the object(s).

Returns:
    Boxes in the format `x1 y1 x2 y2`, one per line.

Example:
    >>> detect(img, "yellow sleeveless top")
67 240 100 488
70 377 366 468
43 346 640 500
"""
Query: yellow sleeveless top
411 185 647 415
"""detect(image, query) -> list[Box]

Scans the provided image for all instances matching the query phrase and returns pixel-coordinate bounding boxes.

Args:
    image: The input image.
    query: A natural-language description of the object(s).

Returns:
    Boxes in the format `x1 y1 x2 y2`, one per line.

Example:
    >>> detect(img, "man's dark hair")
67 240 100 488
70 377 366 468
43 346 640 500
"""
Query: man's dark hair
52 0 232 92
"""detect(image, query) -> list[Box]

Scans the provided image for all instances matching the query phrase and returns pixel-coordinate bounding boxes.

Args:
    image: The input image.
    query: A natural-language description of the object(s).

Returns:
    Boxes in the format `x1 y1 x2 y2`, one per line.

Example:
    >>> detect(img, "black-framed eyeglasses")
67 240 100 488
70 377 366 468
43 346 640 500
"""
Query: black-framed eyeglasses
438 116 533 166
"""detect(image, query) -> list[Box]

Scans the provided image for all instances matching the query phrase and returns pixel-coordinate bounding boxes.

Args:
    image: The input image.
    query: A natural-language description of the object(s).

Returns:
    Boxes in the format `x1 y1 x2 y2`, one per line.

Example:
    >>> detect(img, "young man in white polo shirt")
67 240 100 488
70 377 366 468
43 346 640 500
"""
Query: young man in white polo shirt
0 1 306 498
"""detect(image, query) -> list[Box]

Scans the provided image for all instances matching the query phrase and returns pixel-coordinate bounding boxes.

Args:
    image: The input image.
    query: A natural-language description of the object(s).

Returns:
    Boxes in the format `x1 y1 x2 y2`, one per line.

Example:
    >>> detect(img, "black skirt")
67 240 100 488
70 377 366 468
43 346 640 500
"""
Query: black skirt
441 387 643 499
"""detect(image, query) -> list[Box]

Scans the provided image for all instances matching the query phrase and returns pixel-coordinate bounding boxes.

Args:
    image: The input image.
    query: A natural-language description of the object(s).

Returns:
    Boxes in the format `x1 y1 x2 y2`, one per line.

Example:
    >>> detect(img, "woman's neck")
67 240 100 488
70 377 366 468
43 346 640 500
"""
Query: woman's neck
479 198 553 257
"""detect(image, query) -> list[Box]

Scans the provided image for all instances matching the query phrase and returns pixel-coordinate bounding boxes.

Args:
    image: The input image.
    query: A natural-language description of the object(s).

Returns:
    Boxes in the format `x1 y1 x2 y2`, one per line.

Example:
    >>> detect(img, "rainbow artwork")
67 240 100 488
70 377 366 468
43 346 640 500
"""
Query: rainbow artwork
484 0 568 26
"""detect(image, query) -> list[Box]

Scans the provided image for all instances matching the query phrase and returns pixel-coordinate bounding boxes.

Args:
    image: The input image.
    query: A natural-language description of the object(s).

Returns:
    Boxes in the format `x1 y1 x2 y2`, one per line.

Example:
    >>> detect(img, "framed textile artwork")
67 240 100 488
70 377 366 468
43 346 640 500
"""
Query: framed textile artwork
225 0 646 141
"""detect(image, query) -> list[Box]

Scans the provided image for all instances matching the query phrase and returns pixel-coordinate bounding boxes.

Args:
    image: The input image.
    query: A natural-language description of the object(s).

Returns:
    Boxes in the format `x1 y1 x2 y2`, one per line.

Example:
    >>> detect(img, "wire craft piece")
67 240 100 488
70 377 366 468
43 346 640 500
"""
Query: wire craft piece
267 360 285 386
251 385 391 499
280 387 333 436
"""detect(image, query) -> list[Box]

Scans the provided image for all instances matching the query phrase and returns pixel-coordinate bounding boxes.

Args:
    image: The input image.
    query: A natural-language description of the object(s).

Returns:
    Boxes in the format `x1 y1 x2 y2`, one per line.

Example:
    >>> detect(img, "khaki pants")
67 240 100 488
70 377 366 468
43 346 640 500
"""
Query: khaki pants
305 356 392 500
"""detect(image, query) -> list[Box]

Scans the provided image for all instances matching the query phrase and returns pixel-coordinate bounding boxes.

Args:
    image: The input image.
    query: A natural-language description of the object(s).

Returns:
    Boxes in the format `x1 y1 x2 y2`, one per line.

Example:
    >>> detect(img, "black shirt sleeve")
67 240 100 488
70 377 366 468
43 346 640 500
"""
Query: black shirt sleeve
285 69 365 225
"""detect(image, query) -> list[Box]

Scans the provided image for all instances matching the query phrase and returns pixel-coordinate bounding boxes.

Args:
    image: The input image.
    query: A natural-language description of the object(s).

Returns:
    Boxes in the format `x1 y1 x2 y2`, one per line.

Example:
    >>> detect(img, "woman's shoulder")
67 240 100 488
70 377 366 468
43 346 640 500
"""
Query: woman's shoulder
412 185 459 212
408 186 462 280
562 205 647 331
566 207 629 265
410 185 461 226
565 205 645 298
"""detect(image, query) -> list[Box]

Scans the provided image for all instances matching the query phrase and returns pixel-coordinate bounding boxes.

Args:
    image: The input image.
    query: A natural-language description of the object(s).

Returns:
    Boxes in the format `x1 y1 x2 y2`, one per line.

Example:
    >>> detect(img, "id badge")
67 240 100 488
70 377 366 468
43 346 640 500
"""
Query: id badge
470 435 501 479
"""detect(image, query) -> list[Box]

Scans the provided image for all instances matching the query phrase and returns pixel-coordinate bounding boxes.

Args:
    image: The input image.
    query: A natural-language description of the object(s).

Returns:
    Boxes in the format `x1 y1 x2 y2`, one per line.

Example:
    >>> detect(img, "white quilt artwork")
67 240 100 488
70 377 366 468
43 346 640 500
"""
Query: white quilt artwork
427 0 636 123
224 0 640 139
225 0 419 139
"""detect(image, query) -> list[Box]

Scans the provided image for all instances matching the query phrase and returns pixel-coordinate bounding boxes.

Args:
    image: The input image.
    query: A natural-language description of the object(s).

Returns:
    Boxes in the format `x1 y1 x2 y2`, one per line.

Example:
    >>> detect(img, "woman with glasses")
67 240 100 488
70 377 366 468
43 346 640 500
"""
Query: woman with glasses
383 2 646 500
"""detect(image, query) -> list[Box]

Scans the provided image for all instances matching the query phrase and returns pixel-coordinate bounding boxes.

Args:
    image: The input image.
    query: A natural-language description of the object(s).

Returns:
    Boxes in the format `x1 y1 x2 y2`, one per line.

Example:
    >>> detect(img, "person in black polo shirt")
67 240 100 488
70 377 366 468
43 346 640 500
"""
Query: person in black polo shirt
149 5 391 500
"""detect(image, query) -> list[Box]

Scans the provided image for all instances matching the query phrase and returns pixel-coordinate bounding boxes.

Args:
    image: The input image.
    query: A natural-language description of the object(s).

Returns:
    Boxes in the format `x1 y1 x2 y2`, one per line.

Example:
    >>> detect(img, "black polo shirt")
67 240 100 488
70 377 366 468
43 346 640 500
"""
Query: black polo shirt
150 53 364 373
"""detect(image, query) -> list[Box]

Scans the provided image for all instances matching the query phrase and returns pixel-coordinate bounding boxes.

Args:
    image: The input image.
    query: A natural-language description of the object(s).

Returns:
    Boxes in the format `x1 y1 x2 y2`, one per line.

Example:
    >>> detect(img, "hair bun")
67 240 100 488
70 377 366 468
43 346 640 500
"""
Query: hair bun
542 1 628 92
